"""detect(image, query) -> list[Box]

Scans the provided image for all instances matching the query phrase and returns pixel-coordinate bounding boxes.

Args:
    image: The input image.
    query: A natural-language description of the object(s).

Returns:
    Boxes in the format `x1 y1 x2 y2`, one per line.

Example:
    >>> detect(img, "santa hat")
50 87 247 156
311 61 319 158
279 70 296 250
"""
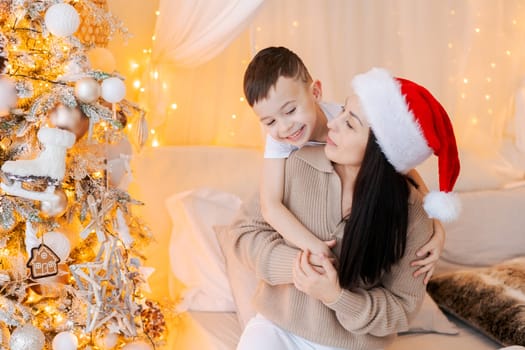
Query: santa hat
351 67 461 222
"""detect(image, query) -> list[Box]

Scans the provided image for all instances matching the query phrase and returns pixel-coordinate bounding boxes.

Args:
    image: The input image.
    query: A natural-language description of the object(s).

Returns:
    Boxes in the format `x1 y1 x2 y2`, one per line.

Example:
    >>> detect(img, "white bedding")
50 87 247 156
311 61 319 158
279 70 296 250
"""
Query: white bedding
130 146 524 350
174 310 501 350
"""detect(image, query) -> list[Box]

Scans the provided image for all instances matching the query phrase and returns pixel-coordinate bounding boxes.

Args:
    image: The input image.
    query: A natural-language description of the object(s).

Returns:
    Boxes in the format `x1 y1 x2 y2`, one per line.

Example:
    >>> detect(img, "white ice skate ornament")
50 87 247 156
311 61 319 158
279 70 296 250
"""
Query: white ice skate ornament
0 127 76 202
24 221 39 257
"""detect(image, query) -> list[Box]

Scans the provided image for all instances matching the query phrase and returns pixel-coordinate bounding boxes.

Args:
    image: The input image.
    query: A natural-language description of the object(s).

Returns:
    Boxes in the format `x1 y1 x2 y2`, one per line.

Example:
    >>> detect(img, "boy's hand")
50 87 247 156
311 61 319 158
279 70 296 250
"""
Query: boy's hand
306 239 337 273
411 219 446 284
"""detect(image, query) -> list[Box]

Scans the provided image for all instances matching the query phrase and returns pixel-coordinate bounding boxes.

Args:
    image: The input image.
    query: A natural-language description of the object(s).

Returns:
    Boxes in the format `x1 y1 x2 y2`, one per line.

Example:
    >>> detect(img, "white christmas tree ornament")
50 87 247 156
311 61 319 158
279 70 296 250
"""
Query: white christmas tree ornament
44 3 80 37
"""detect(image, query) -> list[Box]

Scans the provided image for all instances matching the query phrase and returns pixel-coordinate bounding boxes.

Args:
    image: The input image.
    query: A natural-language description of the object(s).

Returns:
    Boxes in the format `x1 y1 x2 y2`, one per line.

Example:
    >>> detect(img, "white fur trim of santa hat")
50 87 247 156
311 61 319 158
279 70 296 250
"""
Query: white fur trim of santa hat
351 67 433 174
423 191 461 223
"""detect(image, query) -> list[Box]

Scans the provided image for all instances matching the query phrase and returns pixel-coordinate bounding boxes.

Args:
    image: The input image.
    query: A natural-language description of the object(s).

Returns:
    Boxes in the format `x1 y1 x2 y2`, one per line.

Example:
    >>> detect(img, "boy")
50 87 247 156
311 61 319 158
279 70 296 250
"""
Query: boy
243 46 443 282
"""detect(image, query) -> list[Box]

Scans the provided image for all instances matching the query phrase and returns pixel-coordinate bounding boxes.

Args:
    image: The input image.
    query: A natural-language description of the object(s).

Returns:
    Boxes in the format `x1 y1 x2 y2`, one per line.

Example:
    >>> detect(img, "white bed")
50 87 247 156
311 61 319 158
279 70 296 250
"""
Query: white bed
130 145 525 350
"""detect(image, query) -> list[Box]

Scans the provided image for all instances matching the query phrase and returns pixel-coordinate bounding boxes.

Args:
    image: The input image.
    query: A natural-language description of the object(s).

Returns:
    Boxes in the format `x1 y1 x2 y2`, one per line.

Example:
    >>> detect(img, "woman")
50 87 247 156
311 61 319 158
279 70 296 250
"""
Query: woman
225 67 460 350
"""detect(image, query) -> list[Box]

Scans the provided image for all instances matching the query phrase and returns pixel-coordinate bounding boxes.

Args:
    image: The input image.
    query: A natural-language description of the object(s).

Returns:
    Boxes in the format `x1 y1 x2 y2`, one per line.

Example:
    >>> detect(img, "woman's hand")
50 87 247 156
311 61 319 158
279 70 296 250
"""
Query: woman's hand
293 249 342 304
411 219 446 284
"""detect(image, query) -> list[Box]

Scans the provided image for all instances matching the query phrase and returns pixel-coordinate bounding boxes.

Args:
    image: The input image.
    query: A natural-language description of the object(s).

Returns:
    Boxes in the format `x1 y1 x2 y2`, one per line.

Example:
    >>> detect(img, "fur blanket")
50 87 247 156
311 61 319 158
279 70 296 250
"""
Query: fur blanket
428 257 525 346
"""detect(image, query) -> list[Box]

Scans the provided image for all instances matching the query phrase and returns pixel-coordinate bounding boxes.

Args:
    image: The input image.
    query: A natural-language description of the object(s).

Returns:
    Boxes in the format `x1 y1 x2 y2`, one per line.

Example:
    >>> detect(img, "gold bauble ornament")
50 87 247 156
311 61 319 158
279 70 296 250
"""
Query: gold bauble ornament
49 104 90 141
40 188 68 218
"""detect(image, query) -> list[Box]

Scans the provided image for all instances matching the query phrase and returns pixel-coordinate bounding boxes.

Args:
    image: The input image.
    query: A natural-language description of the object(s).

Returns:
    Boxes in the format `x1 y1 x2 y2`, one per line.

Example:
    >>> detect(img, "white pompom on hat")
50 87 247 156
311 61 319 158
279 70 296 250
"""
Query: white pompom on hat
351 67 461 222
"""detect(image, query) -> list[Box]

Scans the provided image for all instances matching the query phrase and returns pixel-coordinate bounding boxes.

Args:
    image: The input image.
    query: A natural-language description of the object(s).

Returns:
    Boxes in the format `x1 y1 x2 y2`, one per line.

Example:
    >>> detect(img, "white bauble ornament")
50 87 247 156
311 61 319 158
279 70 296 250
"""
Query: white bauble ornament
94 332 118 349
74 78 100 103
10 324 45 350
87 47 116 73
44 3 80 37
42 231 71 261
40 188 68 218
0 76 17 116
52 331 78 350
101 77 126 103
122 341 153 350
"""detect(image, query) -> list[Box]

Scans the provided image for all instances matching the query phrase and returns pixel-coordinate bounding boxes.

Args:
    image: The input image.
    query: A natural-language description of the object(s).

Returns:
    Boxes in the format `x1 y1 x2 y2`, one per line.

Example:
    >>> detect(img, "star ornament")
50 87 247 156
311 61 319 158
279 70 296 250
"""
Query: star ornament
69 237 139 336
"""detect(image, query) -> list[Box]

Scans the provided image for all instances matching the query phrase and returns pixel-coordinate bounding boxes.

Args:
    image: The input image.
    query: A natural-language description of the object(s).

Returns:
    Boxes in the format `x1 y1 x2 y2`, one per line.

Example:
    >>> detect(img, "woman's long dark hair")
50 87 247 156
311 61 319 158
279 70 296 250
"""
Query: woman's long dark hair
338 131 411 289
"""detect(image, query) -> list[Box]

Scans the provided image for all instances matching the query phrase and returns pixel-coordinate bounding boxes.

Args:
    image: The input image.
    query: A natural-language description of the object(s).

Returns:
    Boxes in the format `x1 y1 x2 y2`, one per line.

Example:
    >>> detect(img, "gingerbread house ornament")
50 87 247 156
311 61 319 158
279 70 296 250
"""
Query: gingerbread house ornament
26 244 61 279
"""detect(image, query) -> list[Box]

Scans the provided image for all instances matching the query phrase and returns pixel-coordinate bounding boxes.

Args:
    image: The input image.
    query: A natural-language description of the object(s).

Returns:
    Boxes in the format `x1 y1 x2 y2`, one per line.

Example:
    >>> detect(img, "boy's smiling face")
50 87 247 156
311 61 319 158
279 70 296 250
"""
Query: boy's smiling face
253 76 323 147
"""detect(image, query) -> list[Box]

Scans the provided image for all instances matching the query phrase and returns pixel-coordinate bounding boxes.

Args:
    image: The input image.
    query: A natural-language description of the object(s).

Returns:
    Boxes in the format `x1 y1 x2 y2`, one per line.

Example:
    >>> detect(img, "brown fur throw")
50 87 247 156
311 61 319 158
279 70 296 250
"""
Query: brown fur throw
427 257 525 346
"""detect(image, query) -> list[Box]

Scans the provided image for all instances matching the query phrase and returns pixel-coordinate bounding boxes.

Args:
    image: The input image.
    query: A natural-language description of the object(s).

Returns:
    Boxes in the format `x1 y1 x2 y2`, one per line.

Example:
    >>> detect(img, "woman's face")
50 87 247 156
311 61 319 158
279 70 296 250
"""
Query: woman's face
325 92 370 167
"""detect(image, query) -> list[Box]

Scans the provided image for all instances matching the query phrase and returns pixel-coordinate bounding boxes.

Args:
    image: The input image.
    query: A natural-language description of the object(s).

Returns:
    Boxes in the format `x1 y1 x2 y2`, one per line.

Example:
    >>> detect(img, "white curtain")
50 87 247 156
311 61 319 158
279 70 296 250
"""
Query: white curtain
143 0 264 131
152 0 264 67
147 0 525 155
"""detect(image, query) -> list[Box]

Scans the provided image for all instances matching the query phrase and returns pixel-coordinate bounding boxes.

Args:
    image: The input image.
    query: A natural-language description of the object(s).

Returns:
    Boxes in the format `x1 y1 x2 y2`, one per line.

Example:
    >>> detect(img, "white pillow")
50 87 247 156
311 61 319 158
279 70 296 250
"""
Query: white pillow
439 186 525 269
215 225 458 335
166 188 242 312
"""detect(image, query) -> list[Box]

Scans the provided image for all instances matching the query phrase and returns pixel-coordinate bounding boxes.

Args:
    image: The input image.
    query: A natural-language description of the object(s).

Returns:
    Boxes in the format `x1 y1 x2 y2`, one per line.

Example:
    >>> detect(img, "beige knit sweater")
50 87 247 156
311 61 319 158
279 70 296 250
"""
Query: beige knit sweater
226 146 433 349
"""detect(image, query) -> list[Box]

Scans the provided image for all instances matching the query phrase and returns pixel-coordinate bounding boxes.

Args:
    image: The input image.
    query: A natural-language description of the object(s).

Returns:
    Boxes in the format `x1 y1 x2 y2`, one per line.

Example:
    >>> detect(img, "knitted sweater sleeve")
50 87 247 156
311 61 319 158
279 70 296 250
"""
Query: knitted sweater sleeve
325 200 432 337
227 195 299 285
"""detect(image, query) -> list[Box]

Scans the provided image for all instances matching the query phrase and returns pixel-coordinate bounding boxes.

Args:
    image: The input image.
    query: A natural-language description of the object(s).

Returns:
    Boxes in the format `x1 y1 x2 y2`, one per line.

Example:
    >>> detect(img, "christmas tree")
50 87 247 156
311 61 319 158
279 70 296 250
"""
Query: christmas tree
0 1 167 349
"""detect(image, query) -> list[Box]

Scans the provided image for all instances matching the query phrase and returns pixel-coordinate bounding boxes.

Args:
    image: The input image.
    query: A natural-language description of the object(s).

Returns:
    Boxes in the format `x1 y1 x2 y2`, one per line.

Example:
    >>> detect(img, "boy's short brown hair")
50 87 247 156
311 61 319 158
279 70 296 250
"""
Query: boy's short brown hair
243 46 313 107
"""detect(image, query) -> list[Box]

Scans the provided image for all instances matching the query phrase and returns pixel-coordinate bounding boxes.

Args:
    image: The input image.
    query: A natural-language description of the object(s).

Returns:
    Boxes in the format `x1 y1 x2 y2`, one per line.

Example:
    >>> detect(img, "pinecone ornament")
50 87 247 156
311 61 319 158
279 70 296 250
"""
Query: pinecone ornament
140 300 167 341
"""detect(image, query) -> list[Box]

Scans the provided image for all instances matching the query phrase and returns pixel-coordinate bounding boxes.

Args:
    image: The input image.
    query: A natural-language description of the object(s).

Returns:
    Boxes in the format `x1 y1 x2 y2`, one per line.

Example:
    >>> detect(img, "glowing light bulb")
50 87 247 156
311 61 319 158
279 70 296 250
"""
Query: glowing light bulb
133 80 141 89
240 97 245 102
152 139 159 147
463 78 469 84
155 10 160 16
474 28 480 33
231 114 237 119
170 103 177 110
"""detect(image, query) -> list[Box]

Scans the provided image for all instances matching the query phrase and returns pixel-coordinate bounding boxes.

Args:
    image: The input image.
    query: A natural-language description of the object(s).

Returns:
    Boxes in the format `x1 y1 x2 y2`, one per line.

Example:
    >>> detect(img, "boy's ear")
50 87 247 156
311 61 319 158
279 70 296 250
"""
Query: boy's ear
311 80 322 101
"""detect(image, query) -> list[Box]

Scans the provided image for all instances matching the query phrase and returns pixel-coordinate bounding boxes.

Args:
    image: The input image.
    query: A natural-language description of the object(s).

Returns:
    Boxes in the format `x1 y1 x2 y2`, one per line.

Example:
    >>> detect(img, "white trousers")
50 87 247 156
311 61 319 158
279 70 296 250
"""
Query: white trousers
237 314 348 350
